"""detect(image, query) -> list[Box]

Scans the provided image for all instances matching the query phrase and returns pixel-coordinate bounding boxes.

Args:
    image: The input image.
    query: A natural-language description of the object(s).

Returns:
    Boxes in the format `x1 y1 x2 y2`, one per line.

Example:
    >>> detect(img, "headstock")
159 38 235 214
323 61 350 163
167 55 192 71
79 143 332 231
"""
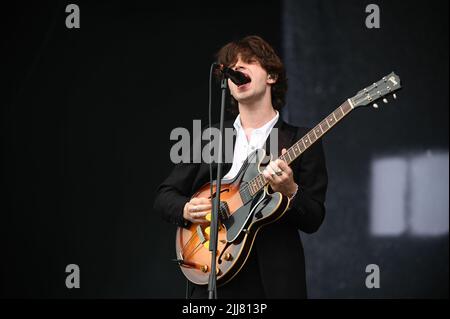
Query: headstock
350 72 401 109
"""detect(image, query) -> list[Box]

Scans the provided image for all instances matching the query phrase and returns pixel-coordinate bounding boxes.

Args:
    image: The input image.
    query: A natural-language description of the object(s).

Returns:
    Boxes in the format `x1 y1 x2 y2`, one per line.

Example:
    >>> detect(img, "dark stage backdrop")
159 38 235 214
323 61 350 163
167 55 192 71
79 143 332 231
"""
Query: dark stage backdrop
2 0 448 298
282 0 448 298
2 0 282 298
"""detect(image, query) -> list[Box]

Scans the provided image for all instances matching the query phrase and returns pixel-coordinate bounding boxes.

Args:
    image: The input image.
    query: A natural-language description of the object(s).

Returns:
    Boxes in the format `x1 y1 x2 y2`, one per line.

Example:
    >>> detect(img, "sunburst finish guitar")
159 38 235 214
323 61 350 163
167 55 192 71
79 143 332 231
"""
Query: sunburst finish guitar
175 72 401 286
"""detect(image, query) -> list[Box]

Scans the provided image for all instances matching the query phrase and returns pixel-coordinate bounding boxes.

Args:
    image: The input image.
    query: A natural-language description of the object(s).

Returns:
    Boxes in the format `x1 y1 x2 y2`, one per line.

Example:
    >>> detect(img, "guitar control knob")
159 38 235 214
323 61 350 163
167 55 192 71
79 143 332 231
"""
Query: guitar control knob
373 103 379 109
393 93 397 99
383 98 388 103
201 265 209 273
224 253 233 261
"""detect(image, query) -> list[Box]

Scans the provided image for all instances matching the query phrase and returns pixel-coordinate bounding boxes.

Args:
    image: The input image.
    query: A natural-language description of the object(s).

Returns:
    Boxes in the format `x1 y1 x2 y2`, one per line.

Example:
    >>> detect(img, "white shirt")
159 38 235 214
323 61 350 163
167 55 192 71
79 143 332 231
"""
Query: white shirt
223 111 279 180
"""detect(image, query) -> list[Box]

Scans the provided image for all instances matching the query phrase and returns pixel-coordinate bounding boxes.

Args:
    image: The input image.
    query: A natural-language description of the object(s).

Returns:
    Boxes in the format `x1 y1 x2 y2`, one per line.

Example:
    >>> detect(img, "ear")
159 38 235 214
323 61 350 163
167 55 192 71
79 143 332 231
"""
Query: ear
267 73 277 84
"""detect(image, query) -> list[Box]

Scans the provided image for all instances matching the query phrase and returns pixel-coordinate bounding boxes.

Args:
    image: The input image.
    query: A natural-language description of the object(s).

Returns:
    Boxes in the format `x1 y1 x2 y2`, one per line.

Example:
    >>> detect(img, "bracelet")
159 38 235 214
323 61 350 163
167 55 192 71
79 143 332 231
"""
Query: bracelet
288 183 299 201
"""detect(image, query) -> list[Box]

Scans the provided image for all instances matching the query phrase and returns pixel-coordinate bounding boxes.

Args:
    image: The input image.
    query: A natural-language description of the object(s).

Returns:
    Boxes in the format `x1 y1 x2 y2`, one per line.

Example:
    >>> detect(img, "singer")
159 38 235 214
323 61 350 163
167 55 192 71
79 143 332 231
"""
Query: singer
154 35 328 298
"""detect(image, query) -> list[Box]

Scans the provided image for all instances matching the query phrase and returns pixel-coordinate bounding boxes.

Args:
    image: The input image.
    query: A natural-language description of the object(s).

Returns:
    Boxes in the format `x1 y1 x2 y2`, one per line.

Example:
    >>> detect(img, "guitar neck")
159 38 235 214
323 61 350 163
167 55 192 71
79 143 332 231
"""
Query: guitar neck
247 99 355 196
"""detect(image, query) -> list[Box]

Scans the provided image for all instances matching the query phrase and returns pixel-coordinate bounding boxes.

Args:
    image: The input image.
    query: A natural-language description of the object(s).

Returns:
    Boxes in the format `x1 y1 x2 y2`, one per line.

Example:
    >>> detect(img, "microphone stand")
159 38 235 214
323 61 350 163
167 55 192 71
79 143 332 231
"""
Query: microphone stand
207 76 227 299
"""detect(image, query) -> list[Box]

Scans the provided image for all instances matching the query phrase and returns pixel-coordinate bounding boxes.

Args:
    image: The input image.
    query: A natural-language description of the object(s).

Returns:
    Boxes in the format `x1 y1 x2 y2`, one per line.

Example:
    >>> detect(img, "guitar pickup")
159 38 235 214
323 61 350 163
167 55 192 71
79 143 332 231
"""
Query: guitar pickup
219 201 230 222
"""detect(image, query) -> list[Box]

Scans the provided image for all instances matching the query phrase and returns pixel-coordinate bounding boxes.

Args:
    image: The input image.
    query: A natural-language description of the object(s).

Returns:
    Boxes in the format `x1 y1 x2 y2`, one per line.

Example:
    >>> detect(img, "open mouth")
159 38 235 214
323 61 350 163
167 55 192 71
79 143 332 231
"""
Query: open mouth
237 74 251 88
238 82 251 89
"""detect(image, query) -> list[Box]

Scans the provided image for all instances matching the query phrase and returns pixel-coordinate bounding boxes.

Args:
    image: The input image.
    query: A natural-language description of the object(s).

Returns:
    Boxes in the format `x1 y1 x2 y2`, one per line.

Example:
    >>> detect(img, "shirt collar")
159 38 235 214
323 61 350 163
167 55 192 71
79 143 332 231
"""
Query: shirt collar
233 110 279 133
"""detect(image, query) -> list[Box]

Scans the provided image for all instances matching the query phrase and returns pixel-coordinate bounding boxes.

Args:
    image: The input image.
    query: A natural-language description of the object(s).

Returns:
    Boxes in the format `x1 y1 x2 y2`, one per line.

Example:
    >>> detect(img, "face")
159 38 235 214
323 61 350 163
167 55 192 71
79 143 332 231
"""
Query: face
228 55 276 106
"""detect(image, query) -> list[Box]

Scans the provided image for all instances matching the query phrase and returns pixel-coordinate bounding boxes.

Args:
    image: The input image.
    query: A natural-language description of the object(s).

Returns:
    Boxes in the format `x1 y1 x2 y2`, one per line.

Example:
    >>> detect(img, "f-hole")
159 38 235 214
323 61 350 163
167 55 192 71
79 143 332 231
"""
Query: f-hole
209 188 230 199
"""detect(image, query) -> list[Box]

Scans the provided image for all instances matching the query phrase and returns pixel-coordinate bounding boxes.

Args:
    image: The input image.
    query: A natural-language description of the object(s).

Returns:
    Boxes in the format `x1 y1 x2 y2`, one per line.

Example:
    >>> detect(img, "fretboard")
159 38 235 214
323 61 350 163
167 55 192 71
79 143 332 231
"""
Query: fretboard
247 99 354 196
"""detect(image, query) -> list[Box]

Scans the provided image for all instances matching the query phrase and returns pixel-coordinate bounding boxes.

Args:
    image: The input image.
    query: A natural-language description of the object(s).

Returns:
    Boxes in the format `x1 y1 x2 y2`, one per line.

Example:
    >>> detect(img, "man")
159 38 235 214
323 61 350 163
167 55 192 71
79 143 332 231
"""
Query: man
154 35 328 298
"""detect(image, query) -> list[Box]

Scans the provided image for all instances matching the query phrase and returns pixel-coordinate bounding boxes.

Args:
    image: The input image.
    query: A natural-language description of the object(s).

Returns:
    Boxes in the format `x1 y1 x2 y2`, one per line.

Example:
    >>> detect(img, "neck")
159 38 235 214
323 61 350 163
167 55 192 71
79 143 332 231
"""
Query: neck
237 93 277 129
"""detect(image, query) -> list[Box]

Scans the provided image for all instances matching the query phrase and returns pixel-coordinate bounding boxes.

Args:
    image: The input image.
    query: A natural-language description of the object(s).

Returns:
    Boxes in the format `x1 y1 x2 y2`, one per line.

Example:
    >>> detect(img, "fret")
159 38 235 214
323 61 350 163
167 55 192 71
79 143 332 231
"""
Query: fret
347 98 355 109
258 176 264 188
308 132 316 143
290 146 297 157
290 149 297 161
332 111 338 121
327 115 335 126
303 136 310 146
341 101 352 114
286 150 293 163
251 182 256 194
261 175 266 185
256 177 261 188
293 144 300 156
315 125 323 137
320 120 329 132
336 106 344 119
255 180 260 192
312 128 318 139
301 138 306 149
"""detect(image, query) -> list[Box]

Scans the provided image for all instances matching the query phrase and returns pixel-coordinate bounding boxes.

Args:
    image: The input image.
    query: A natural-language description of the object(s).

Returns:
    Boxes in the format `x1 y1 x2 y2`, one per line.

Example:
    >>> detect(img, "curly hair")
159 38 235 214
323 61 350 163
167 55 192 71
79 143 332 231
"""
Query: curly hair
216 35 287 114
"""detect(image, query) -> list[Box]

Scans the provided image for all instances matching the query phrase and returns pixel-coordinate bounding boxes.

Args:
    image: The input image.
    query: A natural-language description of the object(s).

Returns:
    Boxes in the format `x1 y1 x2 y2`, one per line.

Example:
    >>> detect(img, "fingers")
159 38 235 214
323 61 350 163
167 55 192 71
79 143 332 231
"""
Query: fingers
277 159 293 176
190 217 210 224
189 204 212 212
189 211 209 217
262 168 274 183
262 157 294 188
190 197 211 205
268 162 283 182
262 163 281 184
184 197 212 223
262 161 282 178
185 207 210 224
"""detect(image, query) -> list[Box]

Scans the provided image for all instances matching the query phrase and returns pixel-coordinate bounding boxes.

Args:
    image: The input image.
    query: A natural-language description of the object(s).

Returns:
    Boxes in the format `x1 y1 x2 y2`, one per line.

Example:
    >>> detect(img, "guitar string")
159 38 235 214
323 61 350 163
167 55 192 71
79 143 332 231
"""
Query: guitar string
181 230 198 251
183 241 203 261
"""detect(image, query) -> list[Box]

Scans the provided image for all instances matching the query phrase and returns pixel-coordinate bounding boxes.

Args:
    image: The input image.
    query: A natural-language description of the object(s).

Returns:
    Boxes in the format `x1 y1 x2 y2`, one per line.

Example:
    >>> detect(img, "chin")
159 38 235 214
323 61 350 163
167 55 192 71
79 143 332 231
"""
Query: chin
234 89 254 101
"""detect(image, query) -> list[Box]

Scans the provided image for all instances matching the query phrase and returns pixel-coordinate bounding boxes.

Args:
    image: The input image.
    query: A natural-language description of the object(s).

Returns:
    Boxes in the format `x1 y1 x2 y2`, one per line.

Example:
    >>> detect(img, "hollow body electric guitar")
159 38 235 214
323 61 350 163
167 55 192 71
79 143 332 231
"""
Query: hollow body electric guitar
175 72 401 286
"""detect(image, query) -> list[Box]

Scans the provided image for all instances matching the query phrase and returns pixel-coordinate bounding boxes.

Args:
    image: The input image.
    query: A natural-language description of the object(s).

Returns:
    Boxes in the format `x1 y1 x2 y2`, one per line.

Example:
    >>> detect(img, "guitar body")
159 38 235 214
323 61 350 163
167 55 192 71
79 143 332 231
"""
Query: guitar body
175 149 290 286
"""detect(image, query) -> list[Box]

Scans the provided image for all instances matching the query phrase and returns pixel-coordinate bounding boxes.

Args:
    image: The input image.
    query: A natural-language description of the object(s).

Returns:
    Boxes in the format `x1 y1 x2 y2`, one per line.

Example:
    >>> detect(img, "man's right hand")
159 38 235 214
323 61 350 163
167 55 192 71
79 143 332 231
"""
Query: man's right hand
183 197 212 224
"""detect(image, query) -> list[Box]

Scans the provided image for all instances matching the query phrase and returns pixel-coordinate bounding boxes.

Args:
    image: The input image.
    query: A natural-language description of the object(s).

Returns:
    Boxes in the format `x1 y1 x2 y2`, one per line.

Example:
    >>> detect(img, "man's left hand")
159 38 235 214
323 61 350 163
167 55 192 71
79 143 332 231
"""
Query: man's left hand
262 148 298 198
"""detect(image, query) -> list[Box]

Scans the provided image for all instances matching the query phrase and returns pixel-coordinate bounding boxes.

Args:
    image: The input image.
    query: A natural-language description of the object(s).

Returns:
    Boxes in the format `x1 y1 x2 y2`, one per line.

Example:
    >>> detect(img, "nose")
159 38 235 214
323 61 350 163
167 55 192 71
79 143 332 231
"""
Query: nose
233 63 245 71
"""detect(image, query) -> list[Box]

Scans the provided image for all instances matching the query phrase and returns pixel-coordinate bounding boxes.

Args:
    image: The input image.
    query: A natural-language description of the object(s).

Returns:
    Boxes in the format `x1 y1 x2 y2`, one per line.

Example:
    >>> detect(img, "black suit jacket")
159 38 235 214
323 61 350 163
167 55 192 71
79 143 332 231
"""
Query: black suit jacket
154 117 328 298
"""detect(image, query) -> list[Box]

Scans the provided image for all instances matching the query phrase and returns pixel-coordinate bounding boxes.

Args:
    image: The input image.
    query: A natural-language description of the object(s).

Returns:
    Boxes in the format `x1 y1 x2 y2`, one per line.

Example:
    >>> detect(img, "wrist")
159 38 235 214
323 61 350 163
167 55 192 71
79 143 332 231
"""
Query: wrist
287 183 299 200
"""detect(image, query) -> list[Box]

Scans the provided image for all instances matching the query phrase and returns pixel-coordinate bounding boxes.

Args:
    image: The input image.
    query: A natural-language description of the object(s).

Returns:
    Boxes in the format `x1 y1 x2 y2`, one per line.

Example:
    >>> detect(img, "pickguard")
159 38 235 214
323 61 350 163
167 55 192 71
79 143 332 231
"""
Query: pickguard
223 149 276 242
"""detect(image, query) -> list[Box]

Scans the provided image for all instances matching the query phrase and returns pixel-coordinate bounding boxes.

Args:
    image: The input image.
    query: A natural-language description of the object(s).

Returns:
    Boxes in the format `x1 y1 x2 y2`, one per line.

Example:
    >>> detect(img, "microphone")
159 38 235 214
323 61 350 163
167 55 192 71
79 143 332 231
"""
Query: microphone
215 64 251 86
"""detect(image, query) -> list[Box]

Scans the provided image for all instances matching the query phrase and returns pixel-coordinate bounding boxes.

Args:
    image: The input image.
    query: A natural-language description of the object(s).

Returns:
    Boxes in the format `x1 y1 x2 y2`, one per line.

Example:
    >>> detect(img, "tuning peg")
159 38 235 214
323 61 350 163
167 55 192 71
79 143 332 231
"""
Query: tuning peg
373 103 379 109
383 98 388 103
393 93 397 99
